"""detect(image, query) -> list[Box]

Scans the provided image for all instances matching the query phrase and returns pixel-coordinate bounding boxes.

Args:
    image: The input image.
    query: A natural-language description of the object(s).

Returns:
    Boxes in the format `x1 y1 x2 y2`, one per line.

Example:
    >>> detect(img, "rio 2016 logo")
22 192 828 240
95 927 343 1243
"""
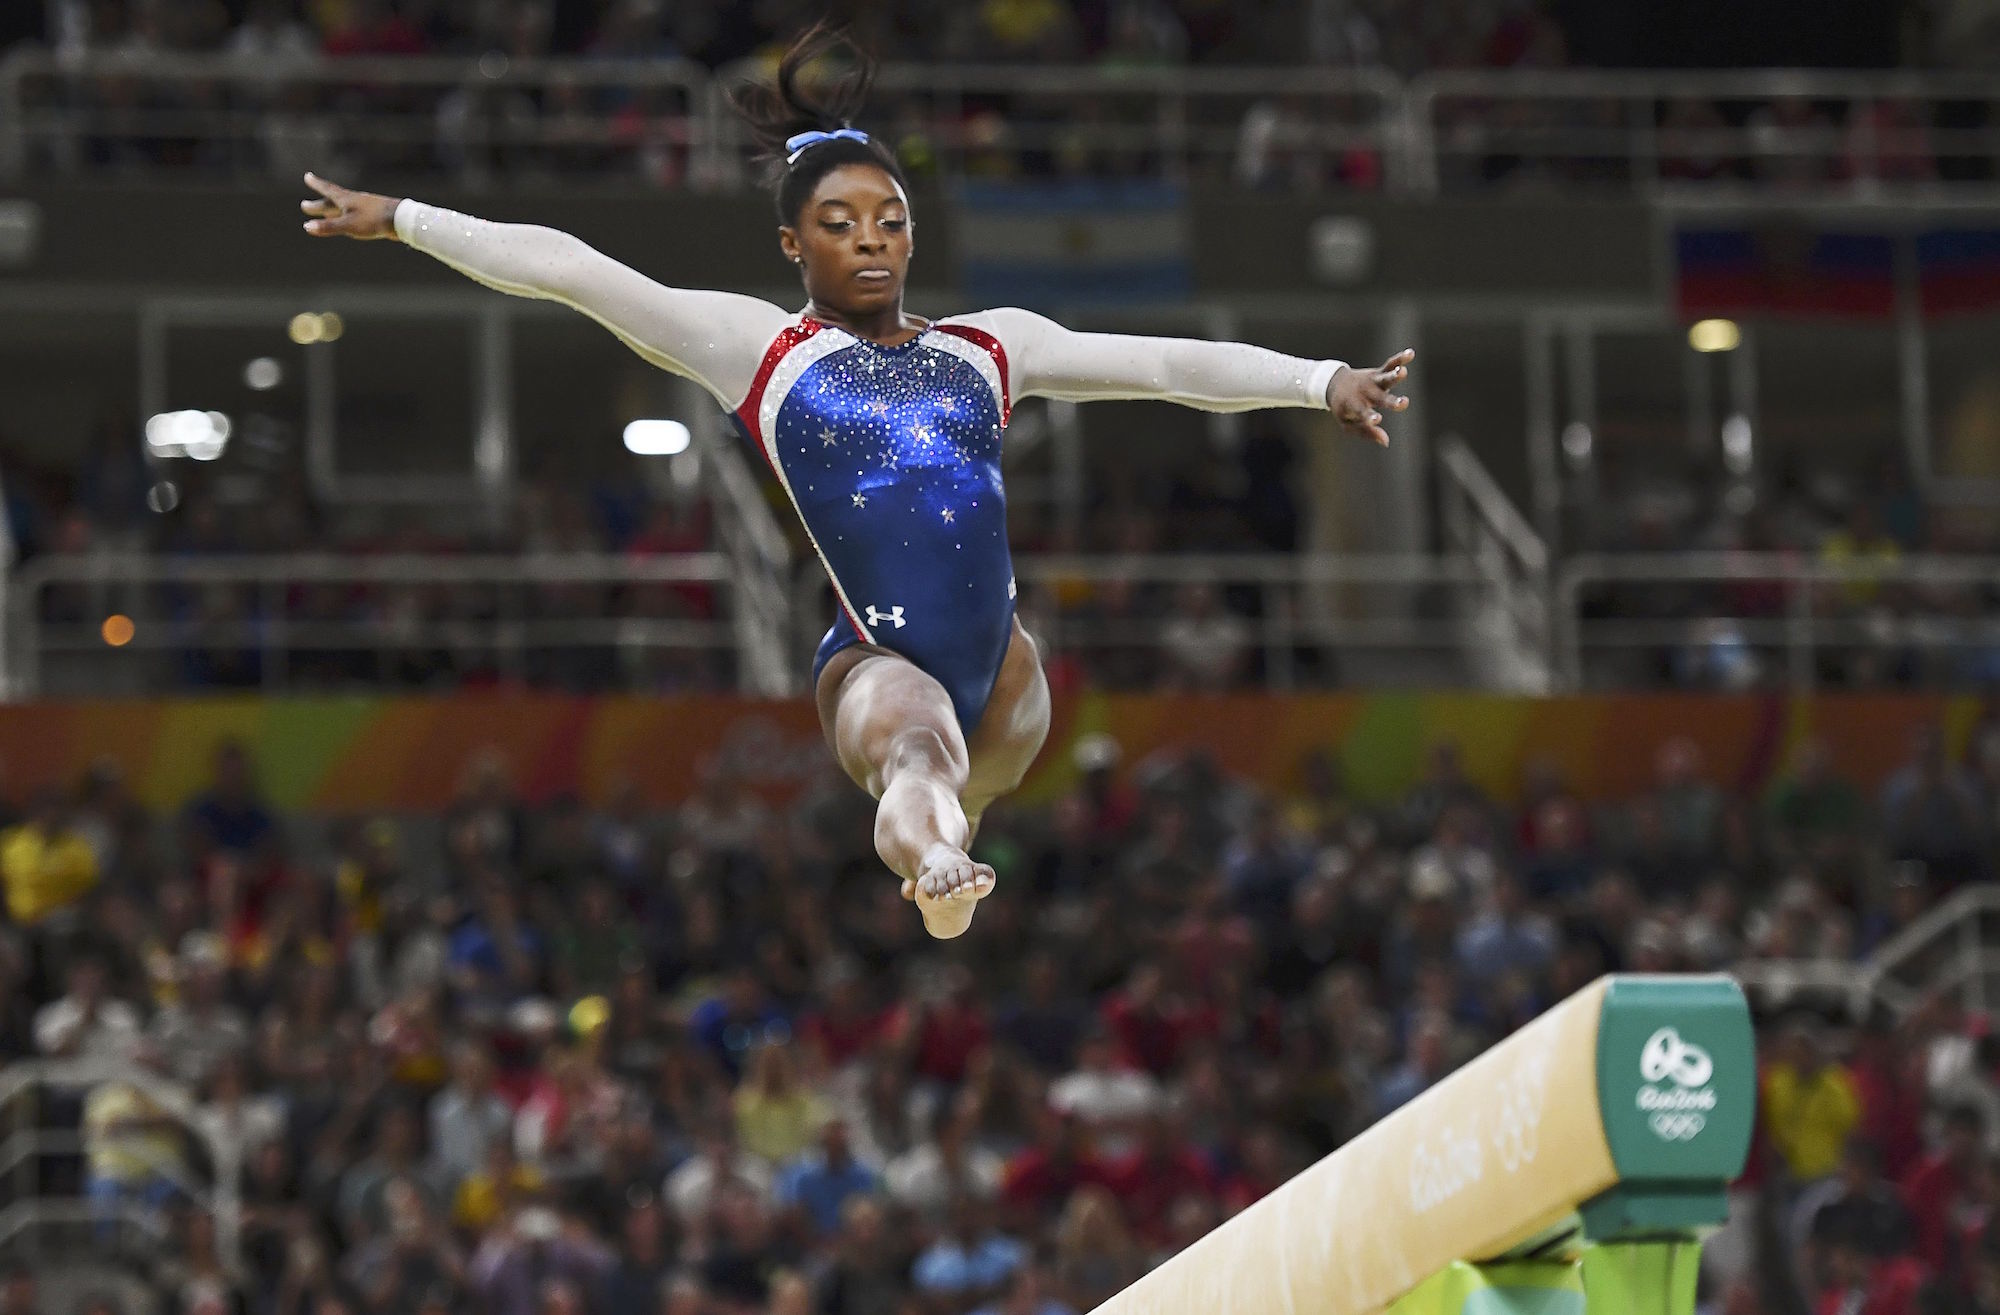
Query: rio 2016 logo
1636 1027 1717 1142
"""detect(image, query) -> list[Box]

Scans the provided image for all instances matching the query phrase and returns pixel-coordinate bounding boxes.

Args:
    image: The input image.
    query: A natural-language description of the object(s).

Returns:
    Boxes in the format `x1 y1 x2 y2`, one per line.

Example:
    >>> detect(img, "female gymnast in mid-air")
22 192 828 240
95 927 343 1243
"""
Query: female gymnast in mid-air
300 28 1413 939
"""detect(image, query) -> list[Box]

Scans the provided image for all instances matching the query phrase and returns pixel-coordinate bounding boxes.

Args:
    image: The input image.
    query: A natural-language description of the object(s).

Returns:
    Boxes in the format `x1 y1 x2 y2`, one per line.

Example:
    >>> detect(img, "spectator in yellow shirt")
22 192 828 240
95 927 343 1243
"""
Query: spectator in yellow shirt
1 789 100 929
732 1041 830 1166
1761 1018 1861 1185
451 1137 544 1234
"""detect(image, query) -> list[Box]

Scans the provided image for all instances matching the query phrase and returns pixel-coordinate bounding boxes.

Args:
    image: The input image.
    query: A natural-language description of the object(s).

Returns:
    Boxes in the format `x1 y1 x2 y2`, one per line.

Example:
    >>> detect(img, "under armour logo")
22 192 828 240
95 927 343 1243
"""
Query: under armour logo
865 605 906 629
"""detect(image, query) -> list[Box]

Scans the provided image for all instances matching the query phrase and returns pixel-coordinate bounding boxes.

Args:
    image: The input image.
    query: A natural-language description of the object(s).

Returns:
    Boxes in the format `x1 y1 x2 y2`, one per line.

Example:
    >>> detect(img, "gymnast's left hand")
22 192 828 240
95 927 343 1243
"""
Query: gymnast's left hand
1327 348 1414 447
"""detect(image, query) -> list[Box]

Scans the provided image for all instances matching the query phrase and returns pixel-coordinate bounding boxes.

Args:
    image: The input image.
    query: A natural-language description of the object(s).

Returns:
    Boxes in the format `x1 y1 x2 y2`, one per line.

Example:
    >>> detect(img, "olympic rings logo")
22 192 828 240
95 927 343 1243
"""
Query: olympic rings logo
1639 1028 1713 1088
1648 1111 1708 1141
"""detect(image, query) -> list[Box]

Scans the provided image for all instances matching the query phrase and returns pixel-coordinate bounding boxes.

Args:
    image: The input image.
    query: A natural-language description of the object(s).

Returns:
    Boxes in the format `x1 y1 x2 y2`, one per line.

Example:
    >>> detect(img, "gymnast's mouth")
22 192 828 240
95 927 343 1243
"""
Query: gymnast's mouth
854 268 894 285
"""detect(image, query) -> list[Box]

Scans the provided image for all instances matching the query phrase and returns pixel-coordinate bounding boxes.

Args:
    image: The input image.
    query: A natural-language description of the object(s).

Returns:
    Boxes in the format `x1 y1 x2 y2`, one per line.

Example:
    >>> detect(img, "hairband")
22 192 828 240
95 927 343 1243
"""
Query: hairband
784 128 871 165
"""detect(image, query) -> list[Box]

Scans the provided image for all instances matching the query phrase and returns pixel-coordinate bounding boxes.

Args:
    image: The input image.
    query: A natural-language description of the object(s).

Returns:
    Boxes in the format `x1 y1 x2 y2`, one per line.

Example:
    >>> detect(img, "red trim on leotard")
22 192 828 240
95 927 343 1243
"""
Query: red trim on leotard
730 318 868 645
732 318 824 467
932 323 1011 427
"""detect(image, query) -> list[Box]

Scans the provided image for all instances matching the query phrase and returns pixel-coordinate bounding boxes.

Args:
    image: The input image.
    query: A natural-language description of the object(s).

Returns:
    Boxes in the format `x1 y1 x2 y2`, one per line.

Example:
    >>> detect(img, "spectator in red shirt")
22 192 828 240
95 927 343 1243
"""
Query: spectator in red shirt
1905 1105 1988 1272
1851 1015 1931 1185
1099 963 1217 1079
1816 1220 1928 1315
321 0 427 56
1102 1109 1216 1247
883 963 990 1087
1000 1107 1109 1231
797 961 884 1073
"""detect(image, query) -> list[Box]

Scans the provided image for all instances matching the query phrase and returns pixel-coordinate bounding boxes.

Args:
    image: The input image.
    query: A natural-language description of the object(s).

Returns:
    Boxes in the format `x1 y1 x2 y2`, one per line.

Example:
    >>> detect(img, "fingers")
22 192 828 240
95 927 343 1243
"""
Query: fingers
1380 348 1416 371
302 171 344 200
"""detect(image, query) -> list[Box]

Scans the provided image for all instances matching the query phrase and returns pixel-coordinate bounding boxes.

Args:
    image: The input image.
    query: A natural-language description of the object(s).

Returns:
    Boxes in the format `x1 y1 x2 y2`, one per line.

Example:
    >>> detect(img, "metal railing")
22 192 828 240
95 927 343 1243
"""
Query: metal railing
5 551 747 697
793 551 1507 689
7 51 1998 198
0 1058 239 1269
1733 884 2000 1022
1555 552 2000 691
1437 435 1551 693
0 50 718 186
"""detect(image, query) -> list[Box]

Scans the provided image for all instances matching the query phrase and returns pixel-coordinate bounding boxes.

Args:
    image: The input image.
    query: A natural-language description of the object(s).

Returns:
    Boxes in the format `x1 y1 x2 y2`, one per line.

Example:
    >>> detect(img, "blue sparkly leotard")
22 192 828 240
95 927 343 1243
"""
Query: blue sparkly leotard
393 199 1347 733
732 318 1017 729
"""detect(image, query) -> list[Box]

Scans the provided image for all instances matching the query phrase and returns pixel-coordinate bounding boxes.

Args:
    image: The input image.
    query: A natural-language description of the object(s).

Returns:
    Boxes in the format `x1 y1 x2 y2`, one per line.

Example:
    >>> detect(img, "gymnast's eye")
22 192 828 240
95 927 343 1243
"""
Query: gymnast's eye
821 219 853 233
881 219 907 232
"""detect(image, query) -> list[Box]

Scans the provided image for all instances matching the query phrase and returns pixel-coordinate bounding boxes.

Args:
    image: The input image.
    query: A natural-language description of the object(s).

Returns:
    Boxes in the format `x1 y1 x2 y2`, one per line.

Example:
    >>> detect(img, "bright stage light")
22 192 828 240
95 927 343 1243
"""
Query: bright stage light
1687 318 1741 353
144 410 231 461
623 419 691 456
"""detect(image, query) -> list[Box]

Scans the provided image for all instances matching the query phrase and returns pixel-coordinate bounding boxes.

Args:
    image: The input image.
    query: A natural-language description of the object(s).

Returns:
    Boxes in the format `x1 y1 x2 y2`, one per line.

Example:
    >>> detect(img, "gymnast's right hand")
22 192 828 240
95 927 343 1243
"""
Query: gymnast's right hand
299 171 401 241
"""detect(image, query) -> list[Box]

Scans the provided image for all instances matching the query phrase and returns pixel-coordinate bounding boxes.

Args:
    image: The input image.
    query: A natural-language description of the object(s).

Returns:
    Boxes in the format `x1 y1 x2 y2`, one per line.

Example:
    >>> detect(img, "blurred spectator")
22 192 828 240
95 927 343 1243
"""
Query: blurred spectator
183 739 276 861
664 1124 773 1223
1455 869 1557 988
427 1040 515 1194
1904 1105 1989 1272
818 1196 908 1315
910 1194 1028 1306
1373 1009 1454 1117
468 1206 613 1315
1763 1017 1863 1188
148 932 249 1086
1158 583 1251 690
731 1040 830 1164
83 1041 188 1229
1799 1139 1915 1272
1881 727 1989 889
885 1095 1005 1212
1048 1027 1161 1156
775 1118 878 1237
34 954 142 1059
1050 1185 1146 1310
3 786 101 936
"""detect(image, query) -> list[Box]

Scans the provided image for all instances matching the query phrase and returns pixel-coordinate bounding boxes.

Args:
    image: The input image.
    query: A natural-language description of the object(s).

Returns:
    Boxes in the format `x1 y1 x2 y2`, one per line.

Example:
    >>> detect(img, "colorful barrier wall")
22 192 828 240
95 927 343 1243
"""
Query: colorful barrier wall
0 692 1987 812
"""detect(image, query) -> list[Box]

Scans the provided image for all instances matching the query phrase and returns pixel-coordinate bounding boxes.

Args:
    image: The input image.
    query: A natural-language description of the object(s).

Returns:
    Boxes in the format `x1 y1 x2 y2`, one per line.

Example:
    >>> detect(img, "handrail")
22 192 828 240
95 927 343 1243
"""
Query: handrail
6 551 744 698
1733 884 2000 1021
793 550 1500 690
1437 436 1551 692
1555 551 2000 691
0 1058 239 1268
10 48 1997 196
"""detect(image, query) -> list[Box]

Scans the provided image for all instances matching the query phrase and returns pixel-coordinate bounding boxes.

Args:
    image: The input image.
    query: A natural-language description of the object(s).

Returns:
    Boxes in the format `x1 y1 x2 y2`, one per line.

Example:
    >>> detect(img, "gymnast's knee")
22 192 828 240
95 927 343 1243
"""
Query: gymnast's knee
881 725 965 784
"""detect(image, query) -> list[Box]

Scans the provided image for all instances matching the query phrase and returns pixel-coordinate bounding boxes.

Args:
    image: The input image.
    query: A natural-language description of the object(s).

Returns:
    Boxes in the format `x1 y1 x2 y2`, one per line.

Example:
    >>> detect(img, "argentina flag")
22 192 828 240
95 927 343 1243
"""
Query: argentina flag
952 180 1191 309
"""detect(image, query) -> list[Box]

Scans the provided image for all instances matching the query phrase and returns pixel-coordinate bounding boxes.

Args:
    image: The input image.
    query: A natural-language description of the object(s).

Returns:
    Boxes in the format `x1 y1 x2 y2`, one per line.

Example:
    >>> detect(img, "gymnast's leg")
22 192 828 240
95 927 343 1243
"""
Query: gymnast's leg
816 646 994 939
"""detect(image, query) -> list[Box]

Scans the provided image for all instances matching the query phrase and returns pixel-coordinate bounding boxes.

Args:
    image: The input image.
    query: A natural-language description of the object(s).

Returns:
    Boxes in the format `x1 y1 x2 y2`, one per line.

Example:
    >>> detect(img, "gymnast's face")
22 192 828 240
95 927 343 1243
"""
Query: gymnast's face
780 163 913 320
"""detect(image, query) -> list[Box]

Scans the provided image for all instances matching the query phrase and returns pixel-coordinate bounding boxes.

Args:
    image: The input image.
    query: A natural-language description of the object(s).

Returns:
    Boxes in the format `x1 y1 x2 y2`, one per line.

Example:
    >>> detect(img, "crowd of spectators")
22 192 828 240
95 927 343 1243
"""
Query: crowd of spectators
0 0 1988 192
3 709 2000 1313
1573 446 2000 692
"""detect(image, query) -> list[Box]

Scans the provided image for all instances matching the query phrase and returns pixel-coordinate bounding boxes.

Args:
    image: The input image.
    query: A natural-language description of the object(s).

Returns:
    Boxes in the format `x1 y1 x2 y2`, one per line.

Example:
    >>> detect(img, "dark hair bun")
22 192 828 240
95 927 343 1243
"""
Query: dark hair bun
728 23 908 224
728 22 877 162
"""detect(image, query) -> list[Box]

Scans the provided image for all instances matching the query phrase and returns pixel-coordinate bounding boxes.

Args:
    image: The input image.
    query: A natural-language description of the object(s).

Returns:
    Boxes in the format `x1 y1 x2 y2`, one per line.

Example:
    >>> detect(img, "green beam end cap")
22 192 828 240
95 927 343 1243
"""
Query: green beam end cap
1594 975 1755 1191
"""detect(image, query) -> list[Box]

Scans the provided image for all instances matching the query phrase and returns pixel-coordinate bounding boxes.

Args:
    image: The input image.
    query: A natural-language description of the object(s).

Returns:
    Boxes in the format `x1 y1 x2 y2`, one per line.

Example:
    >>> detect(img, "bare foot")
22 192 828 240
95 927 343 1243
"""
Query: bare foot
903 843 997 939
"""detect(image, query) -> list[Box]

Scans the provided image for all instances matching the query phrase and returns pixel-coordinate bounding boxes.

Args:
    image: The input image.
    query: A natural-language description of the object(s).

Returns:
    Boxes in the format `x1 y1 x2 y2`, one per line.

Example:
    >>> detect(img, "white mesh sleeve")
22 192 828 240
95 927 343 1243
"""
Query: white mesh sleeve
952 306 1344 414
394 198 792 409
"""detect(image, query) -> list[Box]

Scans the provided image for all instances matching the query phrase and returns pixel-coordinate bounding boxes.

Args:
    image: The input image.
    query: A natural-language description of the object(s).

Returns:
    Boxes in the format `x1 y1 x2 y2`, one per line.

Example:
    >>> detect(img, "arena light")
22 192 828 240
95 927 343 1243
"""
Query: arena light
101 615 135 647
1720 413 1754 474
243 356 284 391
144 410 230 461
623 419 691 456
1687 318 1741 353
287 312 345 345
1560 421 1593 466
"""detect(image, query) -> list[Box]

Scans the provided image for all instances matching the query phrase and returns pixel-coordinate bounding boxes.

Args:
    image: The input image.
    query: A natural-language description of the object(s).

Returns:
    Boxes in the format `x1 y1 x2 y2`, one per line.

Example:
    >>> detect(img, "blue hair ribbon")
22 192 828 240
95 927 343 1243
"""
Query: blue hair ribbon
784 127 871 165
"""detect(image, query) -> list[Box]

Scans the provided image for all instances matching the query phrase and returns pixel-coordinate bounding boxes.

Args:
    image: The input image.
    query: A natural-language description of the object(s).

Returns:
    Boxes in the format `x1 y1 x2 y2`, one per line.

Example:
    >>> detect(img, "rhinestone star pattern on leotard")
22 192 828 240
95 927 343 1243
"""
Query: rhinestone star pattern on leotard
733 319 1016 729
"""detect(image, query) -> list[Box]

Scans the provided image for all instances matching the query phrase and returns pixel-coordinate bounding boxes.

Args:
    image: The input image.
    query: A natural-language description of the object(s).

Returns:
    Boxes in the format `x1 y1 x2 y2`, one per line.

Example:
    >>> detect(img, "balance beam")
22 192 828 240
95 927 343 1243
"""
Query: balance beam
1088 975 1753 1315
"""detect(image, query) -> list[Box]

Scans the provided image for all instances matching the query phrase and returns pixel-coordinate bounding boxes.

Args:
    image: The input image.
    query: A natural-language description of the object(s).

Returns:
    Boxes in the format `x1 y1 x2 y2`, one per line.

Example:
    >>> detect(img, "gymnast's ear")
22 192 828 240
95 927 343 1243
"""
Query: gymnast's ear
778 226 803 269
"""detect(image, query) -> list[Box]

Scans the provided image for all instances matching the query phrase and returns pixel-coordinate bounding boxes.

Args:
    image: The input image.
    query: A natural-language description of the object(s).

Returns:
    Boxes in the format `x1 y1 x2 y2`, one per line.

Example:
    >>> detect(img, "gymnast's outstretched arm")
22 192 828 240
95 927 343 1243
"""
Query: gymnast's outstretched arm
300 173 792 409
951 306 1412 445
